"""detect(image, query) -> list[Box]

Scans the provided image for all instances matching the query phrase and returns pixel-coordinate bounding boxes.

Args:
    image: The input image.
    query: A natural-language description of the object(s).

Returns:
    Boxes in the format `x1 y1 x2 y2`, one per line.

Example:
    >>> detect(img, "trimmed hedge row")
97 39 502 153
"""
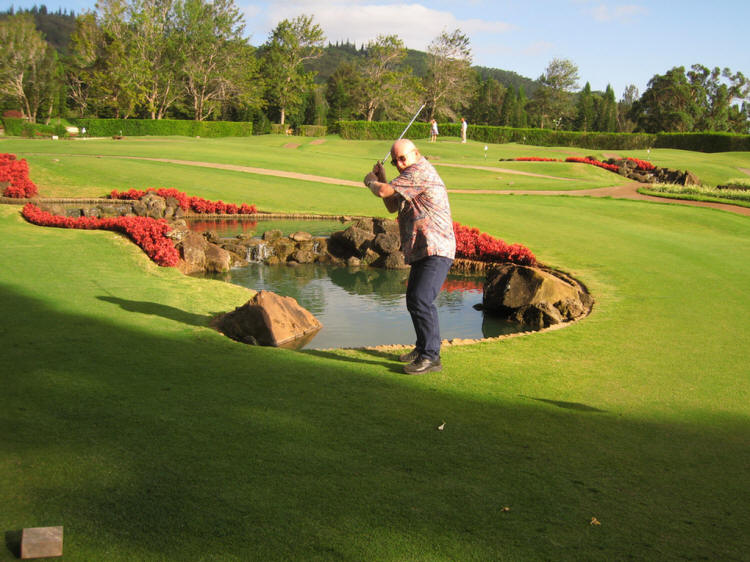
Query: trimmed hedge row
652 132 750 153
2 118 67 138
68 118 252 137
337 120 750 153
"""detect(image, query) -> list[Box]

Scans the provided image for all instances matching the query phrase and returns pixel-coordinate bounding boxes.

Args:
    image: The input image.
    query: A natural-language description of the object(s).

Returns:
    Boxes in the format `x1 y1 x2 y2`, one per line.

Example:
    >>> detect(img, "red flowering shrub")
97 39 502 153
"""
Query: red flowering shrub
565 156 620 172
109 187 257 215
514 157 561 162
626 157 656 171
453 222 536 266
1 153 39 198
22 203 180 267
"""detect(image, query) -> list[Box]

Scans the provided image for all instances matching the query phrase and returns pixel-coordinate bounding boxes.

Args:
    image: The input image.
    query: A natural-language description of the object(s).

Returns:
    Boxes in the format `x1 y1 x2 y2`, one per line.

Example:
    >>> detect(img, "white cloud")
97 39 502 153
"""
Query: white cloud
589 3 647 22
245 1 513 51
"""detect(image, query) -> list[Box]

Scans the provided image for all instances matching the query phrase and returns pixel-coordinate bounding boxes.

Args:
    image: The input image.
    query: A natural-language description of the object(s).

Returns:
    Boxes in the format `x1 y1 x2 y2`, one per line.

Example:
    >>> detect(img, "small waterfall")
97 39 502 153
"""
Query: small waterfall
247 240 272 263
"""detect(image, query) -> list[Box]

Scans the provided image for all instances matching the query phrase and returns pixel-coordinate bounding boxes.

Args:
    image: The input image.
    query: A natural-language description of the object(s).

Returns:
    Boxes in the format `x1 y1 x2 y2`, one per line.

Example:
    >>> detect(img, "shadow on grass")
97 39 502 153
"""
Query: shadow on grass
96 295 213 327
3 531 20 559
304 348 405 374
520 395 607 413
2 282 749 560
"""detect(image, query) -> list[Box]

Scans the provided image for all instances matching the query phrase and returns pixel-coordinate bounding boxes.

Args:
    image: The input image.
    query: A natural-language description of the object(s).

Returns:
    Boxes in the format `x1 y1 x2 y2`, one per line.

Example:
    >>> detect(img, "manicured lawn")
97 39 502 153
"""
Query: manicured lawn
1 137 749 560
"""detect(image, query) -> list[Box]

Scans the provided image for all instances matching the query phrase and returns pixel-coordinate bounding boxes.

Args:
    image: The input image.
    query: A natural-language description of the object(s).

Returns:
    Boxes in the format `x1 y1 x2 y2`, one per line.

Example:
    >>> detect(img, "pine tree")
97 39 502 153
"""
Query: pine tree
575 82 595 131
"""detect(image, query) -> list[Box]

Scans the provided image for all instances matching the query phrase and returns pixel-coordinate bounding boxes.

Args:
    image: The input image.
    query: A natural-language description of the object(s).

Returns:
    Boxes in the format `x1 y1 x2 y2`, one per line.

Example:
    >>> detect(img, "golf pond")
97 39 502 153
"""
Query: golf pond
188 217 526 349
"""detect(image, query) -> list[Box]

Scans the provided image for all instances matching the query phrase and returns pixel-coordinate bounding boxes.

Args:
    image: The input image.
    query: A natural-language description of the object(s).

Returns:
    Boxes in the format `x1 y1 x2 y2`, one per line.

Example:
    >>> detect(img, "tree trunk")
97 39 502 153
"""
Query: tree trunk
280 107 286 125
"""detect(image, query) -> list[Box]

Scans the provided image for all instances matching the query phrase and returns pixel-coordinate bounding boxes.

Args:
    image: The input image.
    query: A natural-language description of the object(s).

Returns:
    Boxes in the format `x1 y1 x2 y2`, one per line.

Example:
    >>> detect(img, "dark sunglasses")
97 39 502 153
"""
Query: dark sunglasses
390 149 414 166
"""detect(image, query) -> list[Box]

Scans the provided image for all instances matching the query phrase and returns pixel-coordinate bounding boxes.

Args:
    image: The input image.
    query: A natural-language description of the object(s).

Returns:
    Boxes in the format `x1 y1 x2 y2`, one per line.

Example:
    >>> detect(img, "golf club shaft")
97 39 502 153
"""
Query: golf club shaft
382 103 426 163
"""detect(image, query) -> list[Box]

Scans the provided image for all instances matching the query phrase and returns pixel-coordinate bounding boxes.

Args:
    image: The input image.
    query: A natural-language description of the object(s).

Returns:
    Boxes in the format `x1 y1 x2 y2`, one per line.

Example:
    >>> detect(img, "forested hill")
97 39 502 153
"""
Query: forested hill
0 6 77 54
305 41 539 94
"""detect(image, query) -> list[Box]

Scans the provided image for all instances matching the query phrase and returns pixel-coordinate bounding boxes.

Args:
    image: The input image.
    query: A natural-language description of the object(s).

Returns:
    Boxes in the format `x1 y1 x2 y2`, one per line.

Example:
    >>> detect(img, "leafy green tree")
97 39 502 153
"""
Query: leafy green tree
95 0 142 118
687 64 749 131
65 12 102 117
128 0 182 119
629 66 700 132
0 13 62 122
617 84 639 132
325 60 360 123
262 14 325 125
353 34 420 122
529 58 578 129
175 0 259 121
423 28 476 120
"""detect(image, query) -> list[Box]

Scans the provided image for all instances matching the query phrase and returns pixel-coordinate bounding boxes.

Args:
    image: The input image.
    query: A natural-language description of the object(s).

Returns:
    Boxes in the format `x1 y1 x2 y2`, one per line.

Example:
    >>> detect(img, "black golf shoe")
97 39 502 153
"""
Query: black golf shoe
404 356 442 375
398 348 420 363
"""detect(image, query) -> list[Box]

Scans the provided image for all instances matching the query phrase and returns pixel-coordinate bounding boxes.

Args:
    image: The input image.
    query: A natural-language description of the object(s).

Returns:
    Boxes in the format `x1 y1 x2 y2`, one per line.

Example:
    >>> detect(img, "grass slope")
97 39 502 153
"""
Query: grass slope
2 137 750 560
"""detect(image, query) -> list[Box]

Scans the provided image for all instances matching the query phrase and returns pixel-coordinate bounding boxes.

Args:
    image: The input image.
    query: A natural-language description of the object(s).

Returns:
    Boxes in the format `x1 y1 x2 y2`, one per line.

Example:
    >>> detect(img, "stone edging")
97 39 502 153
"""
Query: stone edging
7 196 594 350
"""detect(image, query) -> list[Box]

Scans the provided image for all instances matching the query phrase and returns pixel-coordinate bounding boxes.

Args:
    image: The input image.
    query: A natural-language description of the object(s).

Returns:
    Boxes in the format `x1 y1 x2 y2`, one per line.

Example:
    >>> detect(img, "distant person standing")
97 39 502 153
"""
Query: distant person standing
430 119 439 143
460 118 467 143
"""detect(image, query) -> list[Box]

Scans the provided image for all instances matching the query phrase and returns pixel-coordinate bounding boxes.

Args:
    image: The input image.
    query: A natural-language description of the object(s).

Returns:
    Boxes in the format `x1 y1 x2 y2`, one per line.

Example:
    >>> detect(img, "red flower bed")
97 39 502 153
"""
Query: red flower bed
453 222 536 266
626 157 656 171
1 153 39 198
514 157 561 162
564 156 620 172
22 203 180 267
109 187 257 215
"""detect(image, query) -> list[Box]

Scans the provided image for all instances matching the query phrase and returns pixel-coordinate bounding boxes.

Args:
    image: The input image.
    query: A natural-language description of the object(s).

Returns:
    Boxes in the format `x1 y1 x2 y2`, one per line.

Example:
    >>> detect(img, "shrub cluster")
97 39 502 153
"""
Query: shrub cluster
108 188 257 215
1 153 39 198
453 222 537 266
22 203 180 267
68 118 252 138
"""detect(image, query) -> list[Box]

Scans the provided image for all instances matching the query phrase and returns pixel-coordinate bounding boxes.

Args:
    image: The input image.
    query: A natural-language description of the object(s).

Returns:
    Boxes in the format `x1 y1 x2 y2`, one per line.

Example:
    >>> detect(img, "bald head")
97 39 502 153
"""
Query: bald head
390 139 420 172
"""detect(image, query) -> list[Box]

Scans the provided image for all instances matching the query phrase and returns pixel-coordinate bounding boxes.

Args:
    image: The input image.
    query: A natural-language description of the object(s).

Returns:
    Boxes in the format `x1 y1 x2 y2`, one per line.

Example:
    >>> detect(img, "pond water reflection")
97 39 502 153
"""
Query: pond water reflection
201 263 524 350
187 217 349 238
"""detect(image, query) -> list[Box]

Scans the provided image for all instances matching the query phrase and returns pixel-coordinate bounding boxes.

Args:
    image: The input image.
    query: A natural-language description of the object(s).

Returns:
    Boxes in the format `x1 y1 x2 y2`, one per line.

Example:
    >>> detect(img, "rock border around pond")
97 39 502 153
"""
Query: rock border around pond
23 195 594 348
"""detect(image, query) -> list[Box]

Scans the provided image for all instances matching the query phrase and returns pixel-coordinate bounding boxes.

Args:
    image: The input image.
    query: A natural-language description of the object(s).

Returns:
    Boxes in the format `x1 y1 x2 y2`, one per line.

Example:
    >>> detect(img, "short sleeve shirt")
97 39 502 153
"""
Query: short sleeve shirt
390 157 456 264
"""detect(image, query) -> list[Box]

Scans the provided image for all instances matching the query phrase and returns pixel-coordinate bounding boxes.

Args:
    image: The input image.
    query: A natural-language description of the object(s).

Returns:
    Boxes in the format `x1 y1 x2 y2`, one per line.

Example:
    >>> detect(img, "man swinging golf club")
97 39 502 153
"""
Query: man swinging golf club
364 138 455 374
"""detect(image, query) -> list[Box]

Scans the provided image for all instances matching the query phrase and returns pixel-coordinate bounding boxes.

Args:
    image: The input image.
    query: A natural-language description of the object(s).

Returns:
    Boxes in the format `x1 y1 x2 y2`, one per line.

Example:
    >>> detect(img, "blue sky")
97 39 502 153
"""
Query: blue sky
6 0 749 100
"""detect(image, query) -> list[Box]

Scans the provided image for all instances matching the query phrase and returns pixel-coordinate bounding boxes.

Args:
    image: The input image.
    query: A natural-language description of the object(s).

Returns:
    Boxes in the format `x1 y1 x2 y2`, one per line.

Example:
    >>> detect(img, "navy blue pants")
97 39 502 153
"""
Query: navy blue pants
405 256 453 361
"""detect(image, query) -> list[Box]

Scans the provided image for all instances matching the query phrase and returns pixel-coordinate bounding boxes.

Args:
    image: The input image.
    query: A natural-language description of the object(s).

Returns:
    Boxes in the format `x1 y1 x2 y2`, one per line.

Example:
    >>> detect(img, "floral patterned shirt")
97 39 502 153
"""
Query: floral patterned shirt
390 157 456 264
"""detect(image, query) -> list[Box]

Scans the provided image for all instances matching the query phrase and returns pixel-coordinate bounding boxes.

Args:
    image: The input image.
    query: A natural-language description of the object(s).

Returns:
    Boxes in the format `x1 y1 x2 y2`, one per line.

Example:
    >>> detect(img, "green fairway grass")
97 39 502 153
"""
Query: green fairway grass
2 137 749 560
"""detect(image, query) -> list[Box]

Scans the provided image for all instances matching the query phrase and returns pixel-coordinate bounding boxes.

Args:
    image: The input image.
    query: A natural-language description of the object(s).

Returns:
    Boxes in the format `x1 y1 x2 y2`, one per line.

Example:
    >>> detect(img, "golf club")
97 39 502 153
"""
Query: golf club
382 103 426 163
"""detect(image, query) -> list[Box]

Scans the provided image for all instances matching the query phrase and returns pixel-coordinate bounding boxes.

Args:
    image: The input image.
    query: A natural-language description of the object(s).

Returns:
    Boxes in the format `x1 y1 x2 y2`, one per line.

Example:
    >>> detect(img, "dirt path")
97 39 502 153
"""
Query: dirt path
125 156 749 217
449 182 750 216
116 156 364 187
433 162 574 180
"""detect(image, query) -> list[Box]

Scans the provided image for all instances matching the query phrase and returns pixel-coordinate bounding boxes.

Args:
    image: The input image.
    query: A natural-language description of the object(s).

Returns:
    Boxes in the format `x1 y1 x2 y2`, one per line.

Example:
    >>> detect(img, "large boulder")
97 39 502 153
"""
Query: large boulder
141 192 167 219
329 226 375 258
177 231 232 274
482 264 593 329
215 290 322 347
373 231 401 254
